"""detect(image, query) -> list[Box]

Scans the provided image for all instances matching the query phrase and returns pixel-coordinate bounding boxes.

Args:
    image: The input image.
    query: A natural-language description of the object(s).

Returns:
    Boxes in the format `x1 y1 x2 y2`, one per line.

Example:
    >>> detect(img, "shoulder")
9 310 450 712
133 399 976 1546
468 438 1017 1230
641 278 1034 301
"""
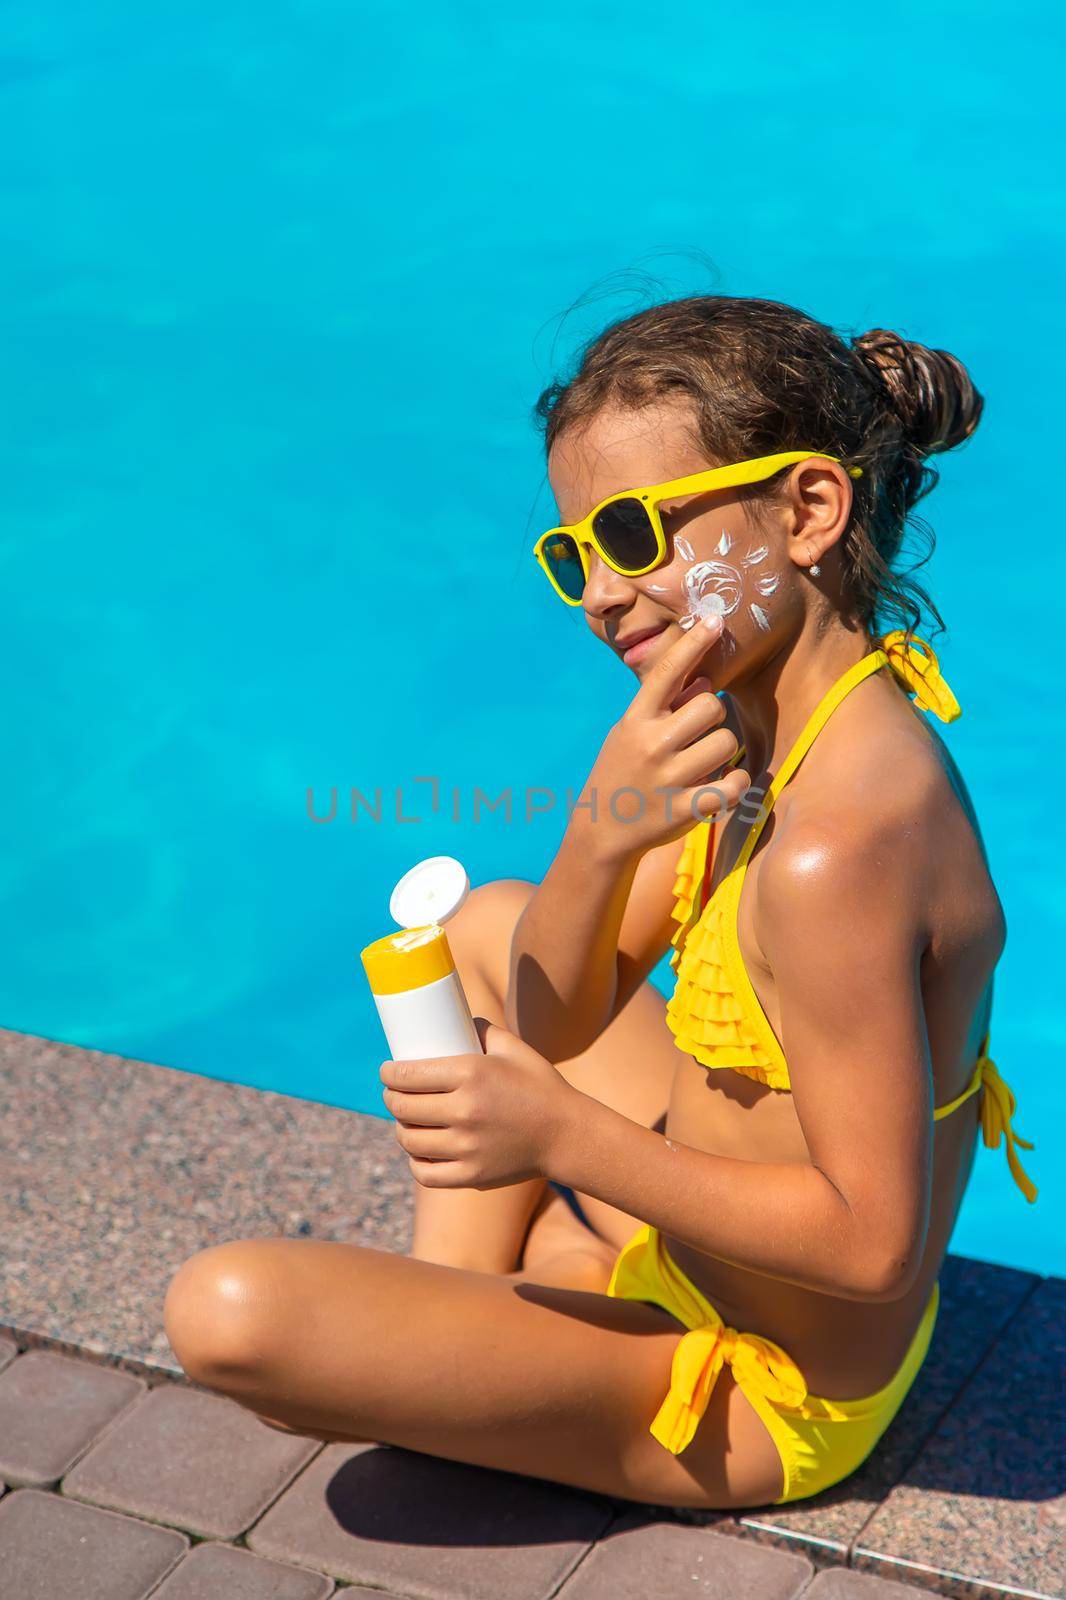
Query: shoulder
759 800 924 941
757 715 948 940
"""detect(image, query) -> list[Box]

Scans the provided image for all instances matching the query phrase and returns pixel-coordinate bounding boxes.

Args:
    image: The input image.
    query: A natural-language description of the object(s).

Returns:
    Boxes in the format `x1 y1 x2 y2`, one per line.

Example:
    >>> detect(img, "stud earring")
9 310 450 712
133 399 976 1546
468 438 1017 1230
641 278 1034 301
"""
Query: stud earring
806 547 821 578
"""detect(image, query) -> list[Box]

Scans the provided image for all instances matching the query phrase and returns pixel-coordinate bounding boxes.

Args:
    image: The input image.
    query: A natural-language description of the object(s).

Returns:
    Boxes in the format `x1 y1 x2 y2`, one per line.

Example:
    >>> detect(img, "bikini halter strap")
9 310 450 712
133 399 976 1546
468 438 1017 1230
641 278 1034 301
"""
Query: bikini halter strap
734 650 885 873
733 632 961 876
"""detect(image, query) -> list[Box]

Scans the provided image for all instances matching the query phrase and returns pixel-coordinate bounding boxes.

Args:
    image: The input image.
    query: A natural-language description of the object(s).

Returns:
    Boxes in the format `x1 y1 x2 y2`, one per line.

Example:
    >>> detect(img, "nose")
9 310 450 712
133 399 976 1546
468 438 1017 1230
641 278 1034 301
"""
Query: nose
581 548 641 622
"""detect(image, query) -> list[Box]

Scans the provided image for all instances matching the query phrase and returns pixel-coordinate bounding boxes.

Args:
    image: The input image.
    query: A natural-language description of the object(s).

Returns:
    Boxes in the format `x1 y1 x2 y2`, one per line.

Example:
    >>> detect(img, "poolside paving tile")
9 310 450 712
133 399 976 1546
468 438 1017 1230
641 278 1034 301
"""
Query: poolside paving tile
555 1502 813 1597
151 1539 336 1598
805 1571 928 1599
853 1275 1065 1600
61 1381 322 1540
0 1027 413 1376
246 1440 616 1599
1 1025 1059 1598
729 1253 1040 1563
0 1347 145 1489
0 1486 188 1598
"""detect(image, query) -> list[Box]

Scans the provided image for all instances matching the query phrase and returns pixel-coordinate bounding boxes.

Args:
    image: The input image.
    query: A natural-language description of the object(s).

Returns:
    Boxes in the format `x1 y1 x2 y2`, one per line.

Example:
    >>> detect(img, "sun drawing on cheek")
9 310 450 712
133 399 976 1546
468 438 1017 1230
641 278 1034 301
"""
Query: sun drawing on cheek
672 529 781 646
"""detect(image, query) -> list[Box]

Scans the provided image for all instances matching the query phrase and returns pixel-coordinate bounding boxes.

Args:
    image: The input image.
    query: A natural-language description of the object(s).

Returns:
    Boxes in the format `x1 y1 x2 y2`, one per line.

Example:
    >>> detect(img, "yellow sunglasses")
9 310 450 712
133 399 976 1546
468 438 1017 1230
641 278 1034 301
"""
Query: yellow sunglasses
533 450 863 606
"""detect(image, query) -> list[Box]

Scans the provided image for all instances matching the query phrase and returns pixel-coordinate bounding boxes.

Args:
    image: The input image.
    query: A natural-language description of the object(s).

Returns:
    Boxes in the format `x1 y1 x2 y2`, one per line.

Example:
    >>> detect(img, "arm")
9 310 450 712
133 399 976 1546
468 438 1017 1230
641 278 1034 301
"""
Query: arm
546 806 934 1302
504 820 690 1060
505 619 747 1060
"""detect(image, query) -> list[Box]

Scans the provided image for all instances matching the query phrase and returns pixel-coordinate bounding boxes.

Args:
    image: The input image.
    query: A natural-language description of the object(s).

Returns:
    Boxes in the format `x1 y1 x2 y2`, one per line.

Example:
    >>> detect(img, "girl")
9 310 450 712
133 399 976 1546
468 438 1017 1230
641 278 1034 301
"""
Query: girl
164 295 1036 1511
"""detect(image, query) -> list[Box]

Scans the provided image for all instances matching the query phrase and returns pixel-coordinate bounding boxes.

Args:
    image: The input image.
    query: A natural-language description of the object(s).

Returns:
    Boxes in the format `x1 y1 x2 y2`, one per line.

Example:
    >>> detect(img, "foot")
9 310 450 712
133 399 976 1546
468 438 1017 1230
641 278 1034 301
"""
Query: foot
507 1242 617 1293
518 1186 617 1286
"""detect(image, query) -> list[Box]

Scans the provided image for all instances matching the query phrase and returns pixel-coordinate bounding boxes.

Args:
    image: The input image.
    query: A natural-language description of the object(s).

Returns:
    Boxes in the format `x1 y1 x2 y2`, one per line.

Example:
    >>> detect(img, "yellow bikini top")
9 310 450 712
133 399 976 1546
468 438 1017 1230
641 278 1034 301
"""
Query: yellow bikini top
665 630 1037 1203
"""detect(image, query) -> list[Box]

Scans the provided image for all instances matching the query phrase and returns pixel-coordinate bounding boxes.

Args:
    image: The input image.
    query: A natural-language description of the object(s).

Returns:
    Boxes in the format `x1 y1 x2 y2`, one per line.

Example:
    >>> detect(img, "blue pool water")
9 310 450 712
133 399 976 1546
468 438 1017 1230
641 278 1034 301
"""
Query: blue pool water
2 3 1062 1276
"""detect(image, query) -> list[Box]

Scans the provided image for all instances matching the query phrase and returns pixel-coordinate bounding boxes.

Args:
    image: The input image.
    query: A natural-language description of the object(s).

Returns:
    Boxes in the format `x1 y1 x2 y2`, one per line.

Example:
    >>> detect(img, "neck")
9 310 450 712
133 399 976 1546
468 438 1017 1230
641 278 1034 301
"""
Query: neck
725 619 880 784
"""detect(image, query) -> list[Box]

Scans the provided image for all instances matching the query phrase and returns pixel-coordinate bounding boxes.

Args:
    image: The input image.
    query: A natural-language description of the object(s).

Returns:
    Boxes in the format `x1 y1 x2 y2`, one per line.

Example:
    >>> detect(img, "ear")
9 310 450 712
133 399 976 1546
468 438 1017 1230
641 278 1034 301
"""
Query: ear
782 460 855 572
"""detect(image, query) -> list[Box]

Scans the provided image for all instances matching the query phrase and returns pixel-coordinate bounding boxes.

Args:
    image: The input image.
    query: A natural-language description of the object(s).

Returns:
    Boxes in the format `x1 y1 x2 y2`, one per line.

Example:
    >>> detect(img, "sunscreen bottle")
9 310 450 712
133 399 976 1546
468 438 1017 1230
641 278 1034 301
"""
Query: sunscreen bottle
360 856 482 1059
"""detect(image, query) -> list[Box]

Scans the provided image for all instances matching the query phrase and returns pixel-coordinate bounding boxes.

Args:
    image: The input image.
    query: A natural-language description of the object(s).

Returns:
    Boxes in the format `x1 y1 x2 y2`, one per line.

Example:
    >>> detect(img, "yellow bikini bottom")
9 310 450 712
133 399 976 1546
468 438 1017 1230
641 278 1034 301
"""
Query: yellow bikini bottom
605 1223 939 1505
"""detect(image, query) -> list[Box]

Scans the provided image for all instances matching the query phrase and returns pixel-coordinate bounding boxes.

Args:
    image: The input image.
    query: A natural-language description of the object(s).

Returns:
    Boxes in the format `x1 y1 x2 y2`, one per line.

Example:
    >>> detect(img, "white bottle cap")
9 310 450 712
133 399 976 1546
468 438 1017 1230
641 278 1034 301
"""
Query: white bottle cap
389 856 470 930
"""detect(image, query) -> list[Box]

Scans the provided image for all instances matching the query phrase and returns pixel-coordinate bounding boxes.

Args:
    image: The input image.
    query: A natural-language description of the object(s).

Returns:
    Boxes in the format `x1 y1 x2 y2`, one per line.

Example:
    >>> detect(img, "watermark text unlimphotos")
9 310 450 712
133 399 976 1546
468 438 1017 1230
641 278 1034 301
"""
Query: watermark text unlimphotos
306 775 766 827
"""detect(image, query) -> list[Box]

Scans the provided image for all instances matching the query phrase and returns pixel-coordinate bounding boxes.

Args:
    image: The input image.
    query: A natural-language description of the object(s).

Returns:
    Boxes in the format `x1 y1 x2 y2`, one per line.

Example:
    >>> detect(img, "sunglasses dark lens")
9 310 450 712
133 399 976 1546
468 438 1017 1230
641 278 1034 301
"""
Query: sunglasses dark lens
591 498 659 572
542 533 586 600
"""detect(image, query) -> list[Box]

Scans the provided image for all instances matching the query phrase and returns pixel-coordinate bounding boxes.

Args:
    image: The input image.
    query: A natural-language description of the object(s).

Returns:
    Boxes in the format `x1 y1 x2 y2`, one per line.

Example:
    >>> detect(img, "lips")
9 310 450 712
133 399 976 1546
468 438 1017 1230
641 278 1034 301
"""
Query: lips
613 623 668 655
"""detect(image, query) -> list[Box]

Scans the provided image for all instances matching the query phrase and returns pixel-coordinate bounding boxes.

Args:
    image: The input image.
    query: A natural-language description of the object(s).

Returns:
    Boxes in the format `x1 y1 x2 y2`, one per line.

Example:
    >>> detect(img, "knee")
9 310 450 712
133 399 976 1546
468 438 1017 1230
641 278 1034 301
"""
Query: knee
446 878 536 996
451 877 536 939
163 1240 285 1390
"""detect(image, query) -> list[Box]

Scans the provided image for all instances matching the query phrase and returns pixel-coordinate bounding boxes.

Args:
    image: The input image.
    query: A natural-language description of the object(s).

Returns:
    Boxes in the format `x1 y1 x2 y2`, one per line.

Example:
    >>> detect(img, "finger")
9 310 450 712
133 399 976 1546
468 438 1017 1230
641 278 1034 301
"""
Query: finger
670 674 716 712
395 1123 464 1159
471 1015 497 1053
381 1086 455 1125
671 723 752 787
409 1158 468 1189
675 760 752 818
379 1057 465 1091
666 689 731 752
637 614 723 714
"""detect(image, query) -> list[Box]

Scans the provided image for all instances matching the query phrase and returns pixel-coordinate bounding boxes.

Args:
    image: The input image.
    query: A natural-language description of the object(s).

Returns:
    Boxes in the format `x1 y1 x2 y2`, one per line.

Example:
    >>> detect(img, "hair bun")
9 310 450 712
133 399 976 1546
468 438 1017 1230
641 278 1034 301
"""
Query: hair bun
851 328 984 457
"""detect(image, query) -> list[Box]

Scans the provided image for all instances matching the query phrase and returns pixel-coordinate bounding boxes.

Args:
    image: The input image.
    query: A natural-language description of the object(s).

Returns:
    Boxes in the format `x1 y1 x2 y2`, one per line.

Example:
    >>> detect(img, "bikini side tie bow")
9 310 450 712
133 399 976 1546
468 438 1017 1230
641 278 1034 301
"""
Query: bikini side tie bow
651 1317 809 1456
879 630 962 724
978 1056 1038 1204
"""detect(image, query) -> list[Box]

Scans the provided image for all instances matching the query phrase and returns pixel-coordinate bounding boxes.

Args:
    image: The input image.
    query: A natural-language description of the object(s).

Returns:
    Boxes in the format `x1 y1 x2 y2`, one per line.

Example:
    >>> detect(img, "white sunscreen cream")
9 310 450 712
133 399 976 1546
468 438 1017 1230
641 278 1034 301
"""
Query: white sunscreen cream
360 855 482 1059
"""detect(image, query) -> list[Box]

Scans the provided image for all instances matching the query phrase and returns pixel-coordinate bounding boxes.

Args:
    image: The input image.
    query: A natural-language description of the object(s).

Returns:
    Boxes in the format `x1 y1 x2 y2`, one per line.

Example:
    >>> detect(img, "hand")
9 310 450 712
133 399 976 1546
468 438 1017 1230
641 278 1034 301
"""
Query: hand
580 614 750 859
379 1017 579 1189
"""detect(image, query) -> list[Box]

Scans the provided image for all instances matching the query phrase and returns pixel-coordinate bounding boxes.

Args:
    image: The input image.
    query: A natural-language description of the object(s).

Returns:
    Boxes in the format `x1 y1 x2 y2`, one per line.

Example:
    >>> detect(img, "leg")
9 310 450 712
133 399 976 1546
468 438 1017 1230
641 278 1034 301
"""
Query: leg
253 1193 622 1446
404 880 543 1274
406 878 678 1274
505 1185 620 1293
163 1237 785 1509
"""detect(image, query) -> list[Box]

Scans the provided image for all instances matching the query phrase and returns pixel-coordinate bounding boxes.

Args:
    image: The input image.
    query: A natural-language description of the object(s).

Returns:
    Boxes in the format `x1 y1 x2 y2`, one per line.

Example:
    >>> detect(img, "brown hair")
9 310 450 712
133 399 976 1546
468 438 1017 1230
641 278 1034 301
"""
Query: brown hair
533 295 983 644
